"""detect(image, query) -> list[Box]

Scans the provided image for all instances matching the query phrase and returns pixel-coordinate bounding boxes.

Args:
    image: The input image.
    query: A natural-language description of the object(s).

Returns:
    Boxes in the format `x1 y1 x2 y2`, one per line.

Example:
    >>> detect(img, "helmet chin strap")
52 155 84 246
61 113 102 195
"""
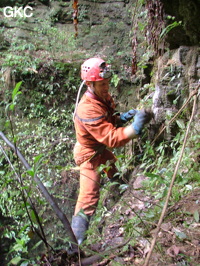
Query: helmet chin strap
73 80 86 122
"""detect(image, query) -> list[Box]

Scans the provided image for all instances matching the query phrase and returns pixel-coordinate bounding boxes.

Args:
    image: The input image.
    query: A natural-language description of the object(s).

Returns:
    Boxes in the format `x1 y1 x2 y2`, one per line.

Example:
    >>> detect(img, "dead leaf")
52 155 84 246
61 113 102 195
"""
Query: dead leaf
166 245 180 257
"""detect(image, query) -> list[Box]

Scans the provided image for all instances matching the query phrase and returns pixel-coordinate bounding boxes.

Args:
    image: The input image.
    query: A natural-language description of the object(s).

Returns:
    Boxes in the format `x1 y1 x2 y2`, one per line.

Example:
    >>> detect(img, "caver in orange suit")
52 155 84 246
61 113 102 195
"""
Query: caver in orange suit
74 90 130 216
71 57 152 245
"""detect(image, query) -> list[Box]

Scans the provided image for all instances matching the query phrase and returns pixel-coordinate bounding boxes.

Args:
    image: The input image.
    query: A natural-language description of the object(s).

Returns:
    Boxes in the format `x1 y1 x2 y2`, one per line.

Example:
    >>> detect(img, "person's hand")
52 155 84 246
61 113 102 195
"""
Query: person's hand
132 109 153 135
120 109 138 123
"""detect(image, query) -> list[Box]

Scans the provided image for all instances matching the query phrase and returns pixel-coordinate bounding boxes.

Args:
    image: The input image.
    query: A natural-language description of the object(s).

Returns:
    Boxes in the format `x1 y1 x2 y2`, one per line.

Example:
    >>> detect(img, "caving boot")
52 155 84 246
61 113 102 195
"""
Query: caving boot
71 214 90 245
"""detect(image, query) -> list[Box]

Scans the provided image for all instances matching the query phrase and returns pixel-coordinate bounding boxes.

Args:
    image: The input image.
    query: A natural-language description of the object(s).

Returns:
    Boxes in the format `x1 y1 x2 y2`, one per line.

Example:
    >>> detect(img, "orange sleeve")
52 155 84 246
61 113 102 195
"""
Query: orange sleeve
83 118 131 148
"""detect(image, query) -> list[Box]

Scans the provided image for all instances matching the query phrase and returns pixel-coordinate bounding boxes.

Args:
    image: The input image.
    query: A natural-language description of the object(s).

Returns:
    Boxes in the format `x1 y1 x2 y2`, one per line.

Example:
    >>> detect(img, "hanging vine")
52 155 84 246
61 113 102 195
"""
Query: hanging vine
131 0 139 75
72 0 78 37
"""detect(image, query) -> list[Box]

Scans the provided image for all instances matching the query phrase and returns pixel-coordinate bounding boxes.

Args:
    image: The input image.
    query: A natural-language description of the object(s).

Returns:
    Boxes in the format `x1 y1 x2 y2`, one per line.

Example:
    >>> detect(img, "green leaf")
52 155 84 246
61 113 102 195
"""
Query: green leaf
12 81 22 101
9 256 22 265
30 210 38 224
27 168 34 177
16 209 24 216
13 243 23 252
20 262 29 266
13 136 18 144
30 210 42 224
160 21 181 39
10 103 15 111
5 92 16 113
175 230 187 240
176 119 185 129
145 172 160 179
194 210 199 222
119 184 129 193
108 181 119 188
31 240 43 250
34 154 44 164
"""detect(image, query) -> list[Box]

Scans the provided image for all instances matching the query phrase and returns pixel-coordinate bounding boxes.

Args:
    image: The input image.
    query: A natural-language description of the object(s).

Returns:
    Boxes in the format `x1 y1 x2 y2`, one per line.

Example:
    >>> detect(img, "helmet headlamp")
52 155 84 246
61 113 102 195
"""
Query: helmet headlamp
81 57 112 81
99 62 112 79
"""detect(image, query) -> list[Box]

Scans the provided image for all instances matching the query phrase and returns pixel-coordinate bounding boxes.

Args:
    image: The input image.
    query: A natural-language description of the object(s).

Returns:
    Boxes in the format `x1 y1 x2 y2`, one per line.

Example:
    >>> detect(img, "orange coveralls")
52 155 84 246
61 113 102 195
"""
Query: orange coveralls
74 90 130 216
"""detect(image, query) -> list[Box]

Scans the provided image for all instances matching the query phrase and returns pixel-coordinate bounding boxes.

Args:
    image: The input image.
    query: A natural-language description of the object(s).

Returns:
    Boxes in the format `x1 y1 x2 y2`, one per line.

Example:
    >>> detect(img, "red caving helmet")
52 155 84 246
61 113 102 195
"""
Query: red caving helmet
81 57 111 81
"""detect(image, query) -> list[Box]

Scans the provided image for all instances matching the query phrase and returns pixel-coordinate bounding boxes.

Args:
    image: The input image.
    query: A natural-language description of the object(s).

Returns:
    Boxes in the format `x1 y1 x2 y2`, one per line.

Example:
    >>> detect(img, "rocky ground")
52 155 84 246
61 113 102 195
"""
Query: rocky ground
39 172 200 266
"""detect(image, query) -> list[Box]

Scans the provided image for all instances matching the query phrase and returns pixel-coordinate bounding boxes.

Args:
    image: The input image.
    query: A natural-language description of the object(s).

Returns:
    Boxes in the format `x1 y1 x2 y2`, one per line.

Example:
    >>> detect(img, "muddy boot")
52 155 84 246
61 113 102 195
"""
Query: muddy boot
71 214 90 245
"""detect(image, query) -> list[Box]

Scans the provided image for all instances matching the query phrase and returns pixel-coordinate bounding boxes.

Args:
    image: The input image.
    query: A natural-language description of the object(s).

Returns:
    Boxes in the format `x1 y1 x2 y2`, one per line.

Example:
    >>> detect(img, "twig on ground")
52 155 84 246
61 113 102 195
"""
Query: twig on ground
75 237 132 266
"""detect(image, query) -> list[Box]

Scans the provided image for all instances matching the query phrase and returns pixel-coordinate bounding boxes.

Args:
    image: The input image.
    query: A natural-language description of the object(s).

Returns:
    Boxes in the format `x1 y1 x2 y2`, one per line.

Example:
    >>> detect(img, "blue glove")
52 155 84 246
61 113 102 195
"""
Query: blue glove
120 109 138 123
132 109 152 135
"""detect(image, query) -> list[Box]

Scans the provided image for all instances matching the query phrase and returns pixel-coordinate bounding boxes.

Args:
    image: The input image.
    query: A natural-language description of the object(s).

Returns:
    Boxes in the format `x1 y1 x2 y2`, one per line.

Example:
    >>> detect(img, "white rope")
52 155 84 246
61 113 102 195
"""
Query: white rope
73 80 85 122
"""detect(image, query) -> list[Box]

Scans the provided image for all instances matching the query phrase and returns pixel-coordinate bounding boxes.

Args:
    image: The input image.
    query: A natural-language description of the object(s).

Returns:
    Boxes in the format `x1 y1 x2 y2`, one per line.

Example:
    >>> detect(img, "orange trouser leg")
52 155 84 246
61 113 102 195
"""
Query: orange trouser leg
74 149 117 216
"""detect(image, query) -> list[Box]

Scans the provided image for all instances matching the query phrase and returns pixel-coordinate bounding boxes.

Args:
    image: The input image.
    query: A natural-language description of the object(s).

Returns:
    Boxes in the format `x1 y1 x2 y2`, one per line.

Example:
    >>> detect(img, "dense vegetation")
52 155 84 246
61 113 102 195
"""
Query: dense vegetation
0 0 199 265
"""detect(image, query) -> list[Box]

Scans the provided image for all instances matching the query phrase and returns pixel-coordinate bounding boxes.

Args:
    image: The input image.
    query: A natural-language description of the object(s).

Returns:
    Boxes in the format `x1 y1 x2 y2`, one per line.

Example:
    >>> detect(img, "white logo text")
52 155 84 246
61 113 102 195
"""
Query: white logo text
3 6 33 18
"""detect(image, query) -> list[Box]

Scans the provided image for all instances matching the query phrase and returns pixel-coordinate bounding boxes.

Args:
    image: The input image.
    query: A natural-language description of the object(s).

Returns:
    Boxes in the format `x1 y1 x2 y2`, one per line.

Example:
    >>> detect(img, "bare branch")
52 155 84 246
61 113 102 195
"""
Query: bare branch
0 131 78 252
144 89 198 266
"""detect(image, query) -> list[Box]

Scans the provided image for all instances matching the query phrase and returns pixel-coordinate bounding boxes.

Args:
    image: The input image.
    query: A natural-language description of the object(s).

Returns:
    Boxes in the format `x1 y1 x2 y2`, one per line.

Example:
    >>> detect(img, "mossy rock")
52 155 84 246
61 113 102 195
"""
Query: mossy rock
49 1 72 24
0 33 10 50
161 0 200 46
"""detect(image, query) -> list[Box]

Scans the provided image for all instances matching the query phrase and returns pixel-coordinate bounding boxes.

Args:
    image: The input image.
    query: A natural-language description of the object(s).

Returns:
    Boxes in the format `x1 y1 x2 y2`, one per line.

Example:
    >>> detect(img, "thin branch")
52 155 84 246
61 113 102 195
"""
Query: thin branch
75 237 132 266
0 144 51 250
151 86 199 145
144 90 198 266
0 132 78 252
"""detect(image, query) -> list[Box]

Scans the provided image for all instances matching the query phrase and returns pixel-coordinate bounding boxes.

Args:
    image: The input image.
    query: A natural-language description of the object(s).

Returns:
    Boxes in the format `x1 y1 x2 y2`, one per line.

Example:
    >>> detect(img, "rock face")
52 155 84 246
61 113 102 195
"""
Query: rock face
153 46 200 124
160 0 200 47
151 46 199 141
77 0 132 54
0 0 199 132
